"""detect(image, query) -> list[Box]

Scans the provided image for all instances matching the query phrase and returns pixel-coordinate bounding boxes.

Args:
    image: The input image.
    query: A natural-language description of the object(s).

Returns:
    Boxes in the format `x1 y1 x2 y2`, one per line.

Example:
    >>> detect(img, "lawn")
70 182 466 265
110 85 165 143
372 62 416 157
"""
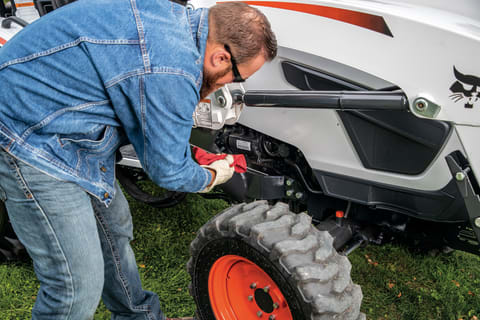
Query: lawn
1 187 480 320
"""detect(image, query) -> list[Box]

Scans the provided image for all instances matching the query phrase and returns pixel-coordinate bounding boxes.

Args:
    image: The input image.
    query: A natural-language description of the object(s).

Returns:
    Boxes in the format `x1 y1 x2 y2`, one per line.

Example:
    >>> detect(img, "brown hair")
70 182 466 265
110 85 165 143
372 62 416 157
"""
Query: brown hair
208 2 277 64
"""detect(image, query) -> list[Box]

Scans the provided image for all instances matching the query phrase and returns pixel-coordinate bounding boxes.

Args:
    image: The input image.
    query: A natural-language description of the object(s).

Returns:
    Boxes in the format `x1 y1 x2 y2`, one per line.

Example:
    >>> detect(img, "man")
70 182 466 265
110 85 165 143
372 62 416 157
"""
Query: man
0 0 277 319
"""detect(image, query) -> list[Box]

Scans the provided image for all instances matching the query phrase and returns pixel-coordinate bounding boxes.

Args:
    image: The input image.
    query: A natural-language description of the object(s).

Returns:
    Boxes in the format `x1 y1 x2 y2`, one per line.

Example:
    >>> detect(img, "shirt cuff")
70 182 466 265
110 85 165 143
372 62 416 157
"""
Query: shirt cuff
199 167 212 192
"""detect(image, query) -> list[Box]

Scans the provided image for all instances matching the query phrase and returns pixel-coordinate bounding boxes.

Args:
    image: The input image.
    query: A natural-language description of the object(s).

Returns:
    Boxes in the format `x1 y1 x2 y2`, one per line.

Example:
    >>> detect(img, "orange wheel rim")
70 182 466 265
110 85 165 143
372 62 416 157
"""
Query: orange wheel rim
208 255 293 320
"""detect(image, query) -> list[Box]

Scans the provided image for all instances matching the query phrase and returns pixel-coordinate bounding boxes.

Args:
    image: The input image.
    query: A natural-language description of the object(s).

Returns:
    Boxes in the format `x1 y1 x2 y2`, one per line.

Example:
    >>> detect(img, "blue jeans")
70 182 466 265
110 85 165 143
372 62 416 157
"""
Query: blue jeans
0 149 164 320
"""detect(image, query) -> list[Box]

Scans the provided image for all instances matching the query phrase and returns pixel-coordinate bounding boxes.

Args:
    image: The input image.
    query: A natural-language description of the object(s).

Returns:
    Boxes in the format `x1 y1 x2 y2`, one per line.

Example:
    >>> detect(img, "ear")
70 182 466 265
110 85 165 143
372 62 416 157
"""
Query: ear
211 49 230 68
204 41 231 70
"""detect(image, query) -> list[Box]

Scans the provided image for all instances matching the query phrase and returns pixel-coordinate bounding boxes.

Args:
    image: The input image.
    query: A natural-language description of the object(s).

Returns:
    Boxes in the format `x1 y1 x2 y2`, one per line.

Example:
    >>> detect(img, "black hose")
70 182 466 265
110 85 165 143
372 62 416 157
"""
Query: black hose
284 159 323 194
1 16 28 28
116 167 187 209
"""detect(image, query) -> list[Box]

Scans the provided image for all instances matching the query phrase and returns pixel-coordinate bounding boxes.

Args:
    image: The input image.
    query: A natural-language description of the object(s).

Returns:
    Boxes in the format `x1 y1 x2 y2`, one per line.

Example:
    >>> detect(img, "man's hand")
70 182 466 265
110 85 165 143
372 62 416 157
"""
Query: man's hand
199 155 235 193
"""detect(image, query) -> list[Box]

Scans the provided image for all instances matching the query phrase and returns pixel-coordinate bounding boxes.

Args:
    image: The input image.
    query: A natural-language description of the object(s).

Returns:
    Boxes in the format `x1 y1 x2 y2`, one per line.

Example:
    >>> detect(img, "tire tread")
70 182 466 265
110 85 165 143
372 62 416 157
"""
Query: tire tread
188 201 364 320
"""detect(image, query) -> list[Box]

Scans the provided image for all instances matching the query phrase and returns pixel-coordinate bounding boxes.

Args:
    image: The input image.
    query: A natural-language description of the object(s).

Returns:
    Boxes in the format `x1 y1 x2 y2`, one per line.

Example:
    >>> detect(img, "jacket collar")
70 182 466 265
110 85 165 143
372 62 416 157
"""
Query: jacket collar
187 8 209 67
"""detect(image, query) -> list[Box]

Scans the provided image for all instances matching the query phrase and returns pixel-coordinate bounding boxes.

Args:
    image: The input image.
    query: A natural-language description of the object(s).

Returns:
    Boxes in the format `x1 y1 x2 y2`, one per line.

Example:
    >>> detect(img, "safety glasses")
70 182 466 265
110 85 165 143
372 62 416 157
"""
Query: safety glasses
224 44 245 83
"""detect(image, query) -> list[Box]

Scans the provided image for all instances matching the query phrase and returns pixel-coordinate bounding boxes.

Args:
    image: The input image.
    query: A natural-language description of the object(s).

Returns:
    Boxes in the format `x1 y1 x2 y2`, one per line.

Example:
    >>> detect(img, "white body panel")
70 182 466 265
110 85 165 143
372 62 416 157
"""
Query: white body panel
191 0 480 191
237 0 480 125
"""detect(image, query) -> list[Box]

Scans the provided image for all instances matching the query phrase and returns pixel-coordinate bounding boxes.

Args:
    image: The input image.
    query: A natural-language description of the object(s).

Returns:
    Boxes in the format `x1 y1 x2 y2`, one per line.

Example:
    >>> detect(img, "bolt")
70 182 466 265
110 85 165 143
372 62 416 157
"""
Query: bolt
233 92 244 104
456 172 466 181
198 102 209 113
475 217 480 228
257 311 263 317
286 179 294 186
217 96 226 107
286 189 293 197
273 302 279 309
269 316 276 320
295 192 303 199
263 286 270 293
248 295 253 301
250 282 257 289
415 98 428 112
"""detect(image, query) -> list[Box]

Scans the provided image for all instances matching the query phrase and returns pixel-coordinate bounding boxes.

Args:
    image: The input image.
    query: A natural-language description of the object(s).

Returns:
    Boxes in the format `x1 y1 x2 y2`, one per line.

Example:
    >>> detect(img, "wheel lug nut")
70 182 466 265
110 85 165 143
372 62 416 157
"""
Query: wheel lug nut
250 282 257 289
257 310 263 317
269 316 276 320
248 295 253 301
263 286 270 293
273 302 279 309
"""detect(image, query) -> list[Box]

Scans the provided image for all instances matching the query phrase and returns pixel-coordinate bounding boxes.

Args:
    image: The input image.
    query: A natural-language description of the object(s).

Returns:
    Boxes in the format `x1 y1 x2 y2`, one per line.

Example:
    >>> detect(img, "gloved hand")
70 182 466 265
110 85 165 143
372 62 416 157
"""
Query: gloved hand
199 155 235 193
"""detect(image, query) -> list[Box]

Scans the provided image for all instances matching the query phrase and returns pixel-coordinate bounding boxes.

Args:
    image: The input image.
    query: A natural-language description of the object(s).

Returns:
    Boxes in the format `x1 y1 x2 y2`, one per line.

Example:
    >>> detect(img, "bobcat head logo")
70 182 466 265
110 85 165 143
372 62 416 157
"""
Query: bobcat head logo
450 66 480 109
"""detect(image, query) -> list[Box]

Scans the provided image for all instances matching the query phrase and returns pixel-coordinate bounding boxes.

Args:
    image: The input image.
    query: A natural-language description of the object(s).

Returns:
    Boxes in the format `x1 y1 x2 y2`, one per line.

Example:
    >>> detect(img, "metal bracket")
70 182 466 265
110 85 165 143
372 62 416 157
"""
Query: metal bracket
446 155 480 246
192 84 245 130
412 96 441 119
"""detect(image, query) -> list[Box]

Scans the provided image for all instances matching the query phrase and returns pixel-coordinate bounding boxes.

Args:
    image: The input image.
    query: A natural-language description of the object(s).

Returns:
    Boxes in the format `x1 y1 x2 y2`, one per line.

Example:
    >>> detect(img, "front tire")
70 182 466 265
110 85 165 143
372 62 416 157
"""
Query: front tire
188 201 364 320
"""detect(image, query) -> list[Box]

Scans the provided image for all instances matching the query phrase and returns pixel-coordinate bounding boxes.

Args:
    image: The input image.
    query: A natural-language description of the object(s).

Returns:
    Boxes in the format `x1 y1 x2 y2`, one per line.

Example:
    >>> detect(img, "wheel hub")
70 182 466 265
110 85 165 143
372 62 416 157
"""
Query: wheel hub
254 288 274 313
208 255 293 320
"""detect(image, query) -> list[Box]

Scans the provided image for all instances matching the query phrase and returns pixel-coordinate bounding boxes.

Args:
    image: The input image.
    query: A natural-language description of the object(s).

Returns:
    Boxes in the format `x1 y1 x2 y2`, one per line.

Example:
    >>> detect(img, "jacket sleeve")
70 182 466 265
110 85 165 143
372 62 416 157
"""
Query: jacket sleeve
108 72 211 192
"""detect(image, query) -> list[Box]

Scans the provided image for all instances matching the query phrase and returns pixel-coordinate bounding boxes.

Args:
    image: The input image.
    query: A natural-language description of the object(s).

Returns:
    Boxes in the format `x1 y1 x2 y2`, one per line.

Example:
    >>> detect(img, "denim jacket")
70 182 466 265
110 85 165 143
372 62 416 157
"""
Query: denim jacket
0 0 212 205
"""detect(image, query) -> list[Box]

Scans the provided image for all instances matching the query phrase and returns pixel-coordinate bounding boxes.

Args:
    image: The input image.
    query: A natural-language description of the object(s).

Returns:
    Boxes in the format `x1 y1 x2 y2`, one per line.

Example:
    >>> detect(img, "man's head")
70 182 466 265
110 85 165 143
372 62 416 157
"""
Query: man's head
201 2 277 99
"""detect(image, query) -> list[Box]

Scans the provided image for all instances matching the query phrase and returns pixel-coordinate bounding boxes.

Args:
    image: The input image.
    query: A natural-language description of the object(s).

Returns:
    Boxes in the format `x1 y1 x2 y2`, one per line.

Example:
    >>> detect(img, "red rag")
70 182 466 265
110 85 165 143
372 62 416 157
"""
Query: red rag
192 146 247 173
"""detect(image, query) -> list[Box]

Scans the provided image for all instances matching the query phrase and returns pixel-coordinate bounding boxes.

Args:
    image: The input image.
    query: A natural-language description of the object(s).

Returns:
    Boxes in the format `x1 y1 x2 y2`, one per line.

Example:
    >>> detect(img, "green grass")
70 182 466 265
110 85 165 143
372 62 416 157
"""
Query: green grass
1 185 480 319
350 245 480 320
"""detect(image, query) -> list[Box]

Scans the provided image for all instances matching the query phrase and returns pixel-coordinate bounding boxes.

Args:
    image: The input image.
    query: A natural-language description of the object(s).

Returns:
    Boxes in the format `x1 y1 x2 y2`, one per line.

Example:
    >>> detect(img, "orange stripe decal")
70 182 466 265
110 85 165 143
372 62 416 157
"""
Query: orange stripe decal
0 37 6 45
242 1 393 37
15 1 35 7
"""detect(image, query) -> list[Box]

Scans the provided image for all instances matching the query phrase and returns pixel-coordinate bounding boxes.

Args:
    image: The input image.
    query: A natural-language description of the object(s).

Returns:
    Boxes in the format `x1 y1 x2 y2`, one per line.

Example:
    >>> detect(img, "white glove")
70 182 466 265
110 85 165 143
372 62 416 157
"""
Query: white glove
199 155 235 193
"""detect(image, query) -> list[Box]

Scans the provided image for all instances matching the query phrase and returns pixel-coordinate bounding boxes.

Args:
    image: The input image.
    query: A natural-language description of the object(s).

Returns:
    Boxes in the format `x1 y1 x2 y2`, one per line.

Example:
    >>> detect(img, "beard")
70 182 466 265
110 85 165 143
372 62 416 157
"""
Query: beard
200 67 231 100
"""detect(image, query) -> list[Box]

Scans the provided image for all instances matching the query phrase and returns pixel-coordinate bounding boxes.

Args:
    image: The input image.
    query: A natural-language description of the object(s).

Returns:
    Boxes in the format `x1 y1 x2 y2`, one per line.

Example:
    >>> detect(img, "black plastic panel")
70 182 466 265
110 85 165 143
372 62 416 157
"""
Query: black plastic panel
314 170 468 223
0 0 7 17
34 0 54 16
282 60 451 175
338 111 451 174
282 61 366 91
